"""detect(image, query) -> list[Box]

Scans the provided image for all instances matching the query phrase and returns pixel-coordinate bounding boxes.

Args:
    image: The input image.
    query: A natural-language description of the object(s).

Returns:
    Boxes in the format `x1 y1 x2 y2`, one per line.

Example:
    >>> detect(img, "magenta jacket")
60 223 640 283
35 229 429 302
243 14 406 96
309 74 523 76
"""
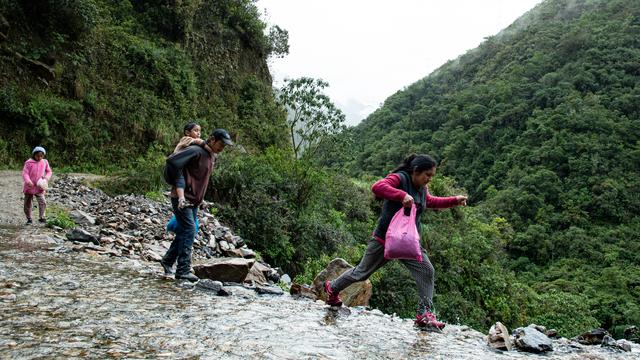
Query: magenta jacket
22 158 52 195
371 173 459 244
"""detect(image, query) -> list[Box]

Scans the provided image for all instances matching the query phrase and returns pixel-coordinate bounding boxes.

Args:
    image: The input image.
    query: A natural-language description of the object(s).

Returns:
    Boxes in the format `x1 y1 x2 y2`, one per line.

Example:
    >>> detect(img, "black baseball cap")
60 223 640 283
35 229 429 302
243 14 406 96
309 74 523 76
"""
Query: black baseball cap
211 128 234 145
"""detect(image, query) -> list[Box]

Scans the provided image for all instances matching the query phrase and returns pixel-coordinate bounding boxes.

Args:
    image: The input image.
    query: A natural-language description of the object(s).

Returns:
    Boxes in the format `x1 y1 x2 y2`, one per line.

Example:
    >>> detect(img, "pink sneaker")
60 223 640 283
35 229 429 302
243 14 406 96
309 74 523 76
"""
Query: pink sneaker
324 280 342 306
415 311 445 330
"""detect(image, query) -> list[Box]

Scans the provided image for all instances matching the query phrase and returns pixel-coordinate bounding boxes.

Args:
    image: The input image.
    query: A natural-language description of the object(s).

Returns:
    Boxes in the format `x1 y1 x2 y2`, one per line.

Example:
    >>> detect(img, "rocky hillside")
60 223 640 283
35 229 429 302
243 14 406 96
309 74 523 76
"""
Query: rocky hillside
0 0 288 168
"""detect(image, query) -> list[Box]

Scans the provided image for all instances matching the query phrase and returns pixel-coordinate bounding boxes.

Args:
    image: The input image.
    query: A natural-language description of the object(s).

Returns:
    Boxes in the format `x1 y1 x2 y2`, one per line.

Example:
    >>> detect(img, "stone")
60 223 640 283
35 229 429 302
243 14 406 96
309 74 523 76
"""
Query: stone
616 339 632 352
312 258 372 307
624 326 638 343
530 324 546 334
601 335 632 352
488 322 512 351
245 263 268 284
193 258 255 283
219 240 230 251
513 326 553 353
255 286 284 295
66 228 100 245
143 249 162 262
240 248 255 259
69 210 96 225
195 279 223 294
575 328 609 345
290 283 317 300
280 274 292 285
546 329 558 338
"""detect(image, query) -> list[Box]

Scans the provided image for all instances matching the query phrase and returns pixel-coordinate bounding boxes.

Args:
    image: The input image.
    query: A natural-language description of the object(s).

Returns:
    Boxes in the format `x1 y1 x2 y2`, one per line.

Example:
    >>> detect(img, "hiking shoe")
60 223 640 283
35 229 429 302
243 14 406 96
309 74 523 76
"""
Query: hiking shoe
26 218 32 225
324 280 342 307
415 311 445 330
176 273 199 282
39 218 46 223
161 260 174 276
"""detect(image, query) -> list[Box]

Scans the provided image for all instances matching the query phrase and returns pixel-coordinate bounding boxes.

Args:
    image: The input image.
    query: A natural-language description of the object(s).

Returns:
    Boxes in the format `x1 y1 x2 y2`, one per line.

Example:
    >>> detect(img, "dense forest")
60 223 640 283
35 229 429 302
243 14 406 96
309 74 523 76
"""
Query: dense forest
1 0 638 338
325 0 640 336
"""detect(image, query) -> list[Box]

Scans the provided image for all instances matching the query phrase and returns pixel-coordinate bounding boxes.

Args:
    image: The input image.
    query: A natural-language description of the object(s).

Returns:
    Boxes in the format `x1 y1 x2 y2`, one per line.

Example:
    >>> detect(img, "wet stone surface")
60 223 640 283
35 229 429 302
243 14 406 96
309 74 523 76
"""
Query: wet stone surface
2 230 639 360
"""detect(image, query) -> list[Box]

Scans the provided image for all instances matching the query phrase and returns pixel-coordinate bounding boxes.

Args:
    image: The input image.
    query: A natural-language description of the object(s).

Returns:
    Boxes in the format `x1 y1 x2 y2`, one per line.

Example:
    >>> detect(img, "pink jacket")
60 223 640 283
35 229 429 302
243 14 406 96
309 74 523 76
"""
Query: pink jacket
22 159 52 194
371 173 459 209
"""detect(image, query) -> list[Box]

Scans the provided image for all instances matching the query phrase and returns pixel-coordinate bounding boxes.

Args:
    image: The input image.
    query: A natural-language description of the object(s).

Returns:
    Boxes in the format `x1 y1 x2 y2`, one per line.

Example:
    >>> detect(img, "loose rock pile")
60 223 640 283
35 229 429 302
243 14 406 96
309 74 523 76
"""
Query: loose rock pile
47 175 283 292
487 322 638 354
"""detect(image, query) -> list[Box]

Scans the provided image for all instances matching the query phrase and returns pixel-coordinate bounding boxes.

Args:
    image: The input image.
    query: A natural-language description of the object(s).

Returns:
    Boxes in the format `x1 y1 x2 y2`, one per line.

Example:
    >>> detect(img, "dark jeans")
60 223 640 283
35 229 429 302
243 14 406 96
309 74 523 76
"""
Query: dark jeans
162 197 198 275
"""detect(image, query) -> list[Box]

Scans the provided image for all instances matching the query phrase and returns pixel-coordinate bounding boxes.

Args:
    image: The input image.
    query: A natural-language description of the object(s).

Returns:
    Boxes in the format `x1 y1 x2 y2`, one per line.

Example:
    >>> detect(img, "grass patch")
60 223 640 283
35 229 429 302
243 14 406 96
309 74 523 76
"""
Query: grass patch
46 204 76 229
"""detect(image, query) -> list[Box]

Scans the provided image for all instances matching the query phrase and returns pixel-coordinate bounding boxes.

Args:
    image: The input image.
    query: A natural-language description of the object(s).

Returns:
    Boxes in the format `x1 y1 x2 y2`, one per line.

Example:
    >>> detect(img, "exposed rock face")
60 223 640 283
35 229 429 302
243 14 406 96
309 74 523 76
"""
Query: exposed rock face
513 326 553 353
193 258 255 283
312 258 372 307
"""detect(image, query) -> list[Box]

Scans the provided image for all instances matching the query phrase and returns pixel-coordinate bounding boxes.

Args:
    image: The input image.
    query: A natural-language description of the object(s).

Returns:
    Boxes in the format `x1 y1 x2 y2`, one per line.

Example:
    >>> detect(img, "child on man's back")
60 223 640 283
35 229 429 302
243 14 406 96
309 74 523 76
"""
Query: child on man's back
174 122 204 209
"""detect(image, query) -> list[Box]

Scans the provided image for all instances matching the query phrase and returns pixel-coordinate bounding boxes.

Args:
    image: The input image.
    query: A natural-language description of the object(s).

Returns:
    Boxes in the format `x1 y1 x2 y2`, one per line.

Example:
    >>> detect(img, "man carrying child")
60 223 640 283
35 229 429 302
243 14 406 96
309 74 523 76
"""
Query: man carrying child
161 128 233 282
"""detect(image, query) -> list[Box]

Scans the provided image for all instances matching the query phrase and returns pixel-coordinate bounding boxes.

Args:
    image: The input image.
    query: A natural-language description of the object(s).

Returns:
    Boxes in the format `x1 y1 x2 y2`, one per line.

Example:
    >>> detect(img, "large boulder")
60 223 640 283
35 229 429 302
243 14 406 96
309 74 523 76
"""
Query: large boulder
513 326 553 353
312 258 372 307
193 258 255 282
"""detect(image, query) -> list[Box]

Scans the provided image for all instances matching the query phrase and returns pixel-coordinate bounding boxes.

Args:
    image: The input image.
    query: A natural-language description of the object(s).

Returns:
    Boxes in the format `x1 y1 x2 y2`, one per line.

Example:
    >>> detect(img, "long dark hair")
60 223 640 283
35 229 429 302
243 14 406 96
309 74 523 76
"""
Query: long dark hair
392 154 437 174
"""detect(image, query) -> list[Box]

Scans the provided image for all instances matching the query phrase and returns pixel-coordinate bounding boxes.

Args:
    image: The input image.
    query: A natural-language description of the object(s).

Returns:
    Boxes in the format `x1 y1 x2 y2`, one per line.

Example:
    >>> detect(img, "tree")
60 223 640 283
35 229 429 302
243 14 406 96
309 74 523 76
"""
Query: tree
277 77 346 159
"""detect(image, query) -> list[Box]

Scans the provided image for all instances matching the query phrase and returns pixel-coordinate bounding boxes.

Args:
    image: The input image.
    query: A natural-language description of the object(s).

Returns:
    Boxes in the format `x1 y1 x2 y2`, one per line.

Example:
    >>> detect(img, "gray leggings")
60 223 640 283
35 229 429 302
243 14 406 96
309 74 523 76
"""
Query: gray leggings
330 238 435 313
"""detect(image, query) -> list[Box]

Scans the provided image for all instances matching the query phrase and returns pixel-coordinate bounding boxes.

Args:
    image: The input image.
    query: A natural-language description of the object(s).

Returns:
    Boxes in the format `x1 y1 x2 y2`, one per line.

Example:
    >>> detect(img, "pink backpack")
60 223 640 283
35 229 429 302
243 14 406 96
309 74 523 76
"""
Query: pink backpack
384 204 423 261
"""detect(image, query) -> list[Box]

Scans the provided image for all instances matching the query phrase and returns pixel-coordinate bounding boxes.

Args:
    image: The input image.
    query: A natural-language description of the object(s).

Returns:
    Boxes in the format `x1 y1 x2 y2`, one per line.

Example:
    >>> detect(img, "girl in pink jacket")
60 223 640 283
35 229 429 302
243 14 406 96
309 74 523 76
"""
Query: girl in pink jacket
22 146 52 225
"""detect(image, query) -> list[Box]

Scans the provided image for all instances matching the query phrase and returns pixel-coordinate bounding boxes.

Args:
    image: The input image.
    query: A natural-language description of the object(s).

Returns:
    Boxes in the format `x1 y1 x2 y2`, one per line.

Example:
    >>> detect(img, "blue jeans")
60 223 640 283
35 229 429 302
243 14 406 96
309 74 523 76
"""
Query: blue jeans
162 197 198 275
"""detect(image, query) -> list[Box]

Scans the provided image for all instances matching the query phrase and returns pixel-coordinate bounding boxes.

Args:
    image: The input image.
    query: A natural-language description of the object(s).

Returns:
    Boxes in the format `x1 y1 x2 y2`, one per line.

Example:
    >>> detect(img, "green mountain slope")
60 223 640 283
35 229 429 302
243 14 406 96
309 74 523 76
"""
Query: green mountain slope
339 0 640 330
0 0 287 168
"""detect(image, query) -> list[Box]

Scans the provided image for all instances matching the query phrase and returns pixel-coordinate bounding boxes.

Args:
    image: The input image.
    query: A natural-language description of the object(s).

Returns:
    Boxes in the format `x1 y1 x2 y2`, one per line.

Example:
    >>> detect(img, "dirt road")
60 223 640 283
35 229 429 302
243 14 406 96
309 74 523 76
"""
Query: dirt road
0 170 35 227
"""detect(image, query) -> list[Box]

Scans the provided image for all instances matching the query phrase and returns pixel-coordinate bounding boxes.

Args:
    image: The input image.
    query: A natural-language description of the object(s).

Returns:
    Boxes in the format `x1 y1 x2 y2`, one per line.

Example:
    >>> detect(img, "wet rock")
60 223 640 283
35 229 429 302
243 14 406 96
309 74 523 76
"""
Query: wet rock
312 258 372 307
195 279 223 294
616 339 633 352
193 258 255 283
530 324 546 334
58 280 80 291
575 328 609 345
255 286 284 295
70 210 96 225
513 326 553 353
290 283 317 300
66 228 99 245
219 240 230 251
624 326 639 343
600 335 631 352
487 322 512 351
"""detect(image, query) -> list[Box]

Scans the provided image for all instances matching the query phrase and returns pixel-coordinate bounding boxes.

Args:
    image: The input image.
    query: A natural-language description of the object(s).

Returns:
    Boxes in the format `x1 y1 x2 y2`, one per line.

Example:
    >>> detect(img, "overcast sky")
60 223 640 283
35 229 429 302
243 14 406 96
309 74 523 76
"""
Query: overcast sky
258 0 543 126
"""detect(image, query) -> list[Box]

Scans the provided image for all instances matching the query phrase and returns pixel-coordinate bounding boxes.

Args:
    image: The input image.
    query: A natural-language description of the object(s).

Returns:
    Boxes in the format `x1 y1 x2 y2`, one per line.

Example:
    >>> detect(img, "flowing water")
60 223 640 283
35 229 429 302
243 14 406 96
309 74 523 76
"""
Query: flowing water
2 228 638 360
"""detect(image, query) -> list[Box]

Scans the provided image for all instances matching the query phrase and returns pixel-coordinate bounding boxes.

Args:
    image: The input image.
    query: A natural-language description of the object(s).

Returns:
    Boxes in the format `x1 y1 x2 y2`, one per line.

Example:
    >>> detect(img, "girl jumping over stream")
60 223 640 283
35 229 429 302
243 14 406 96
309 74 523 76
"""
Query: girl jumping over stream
324 154 467 330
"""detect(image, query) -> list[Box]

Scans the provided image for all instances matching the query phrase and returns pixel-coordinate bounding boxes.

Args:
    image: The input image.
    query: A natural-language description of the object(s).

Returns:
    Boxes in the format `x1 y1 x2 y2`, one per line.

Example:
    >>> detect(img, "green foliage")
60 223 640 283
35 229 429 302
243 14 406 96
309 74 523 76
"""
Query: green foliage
211 147 372 274
325 0 640 333
0 0 288 168
46 204 76 229
277 77 347 159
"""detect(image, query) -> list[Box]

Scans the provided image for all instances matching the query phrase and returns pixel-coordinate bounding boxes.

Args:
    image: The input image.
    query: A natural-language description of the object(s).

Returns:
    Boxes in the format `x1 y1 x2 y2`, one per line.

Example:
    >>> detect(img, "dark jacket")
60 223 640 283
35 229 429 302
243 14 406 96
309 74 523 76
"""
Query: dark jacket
164 145 216 206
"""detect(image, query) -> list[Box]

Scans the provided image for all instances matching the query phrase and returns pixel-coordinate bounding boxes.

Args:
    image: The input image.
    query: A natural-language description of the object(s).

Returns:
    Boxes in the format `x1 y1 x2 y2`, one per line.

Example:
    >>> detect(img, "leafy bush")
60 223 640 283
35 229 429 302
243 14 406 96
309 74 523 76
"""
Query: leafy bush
46 204 76 229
